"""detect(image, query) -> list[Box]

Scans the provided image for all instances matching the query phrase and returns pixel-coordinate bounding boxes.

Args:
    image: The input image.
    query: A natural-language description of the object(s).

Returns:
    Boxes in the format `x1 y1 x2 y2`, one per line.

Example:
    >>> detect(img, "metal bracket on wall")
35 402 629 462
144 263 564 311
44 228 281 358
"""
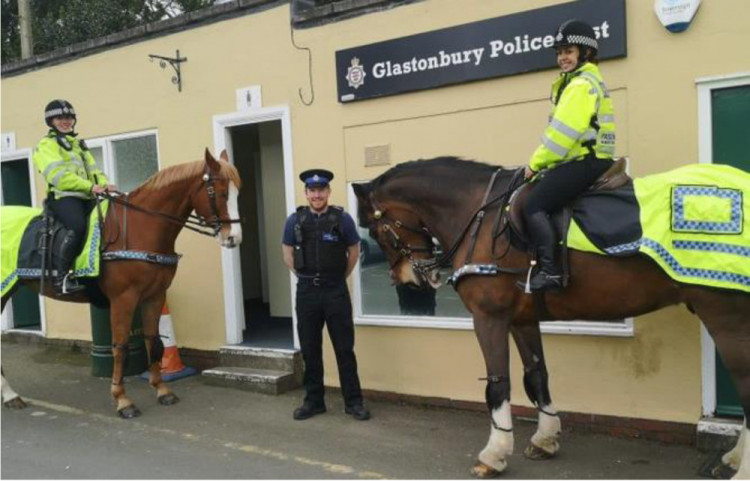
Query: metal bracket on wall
148 50 187 92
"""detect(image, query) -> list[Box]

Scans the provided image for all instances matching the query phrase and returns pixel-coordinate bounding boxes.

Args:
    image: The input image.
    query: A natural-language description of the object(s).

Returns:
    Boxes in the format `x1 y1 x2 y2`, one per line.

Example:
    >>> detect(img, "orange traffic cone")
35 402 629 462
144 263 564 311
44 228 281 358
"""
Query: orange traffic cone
141 302 197 382
158 302 197 381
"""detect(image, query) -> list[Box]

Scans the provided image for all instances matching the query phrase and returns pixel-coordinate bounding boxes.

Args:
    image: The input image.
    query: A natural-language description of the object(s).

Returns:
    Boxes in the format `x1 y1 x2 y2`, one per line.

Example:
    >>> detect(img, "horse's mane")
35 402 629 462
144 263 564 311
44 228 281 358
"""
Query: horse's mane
136 160 242 193
371 156 514 190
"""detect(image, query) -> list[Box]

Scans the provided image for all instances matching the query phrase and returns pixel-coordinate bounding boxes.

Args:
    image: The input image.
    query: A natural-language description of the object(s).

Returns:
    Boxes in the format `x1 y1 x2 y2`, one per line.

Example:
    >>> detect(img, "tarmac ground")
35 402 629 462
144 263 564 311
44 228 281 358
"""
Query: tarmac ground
0 340 728 479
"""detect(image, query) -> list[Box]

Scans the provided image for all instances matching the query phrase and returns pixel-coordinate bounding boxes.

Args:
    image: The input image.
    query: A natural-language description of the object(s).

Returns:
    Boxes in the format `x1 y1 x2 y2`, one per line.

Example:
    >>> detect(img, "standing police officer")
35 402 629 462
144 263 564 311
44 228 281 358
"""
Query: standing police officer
282 169 370 421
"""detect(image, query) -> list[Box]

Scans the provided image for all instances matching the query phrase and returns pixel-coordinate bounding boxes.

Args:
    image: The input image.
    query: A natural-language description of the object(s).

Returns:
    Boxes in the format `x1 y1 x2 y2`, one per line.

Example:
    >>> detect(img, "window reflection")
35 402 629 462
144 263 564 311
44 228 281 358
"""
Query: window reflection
358 227 471 318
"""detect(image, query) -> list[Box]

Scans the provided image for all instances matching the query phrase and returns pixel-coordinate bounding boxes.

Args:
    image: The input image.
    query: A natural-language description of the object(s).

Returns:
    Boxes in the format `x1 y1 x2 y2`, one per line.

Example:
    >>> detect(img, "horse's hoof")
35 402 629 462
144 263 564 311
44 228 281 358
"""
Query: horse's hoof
710 463 736 479
470 461 502 479
118 405 142 419
3 397 28 409
158 393 180 406
524 442 556 460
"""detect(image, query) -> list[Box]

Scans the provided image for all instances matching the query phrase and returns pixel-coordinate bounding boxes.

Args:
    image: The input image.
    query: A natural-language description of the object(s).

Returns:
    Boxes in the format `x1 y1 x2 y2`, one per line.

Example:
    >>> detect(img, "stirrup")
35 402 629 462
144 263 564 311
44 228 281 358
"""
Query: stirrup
57 273 84 295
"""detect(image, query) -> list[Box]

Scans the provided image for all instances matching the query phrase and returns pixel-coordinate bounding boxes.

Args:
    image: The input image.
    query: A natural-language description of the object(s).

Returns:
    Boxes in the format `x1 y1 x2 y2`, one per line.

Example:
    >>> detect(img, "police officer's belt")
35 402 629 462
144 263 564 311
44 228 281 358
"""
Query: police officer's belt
297 275 345 287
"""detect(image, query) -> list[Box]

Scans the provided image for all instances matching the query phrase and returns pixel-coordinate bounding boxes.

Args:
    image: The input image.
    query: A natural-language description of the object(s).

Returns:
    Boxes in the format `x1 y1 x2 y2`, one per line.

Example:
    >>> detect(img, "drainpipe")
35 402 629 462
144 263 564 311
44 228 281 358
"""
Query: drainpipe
18 0 33 59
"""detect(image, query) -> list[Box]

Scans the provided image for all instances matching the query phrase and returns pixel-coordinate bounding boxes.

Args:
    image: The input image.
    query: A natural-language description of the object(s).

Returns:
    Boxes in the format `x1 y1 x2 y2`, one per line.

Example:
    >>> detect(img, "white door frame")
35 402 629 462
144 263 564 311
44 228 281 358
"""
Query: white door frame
212 106 297 347
0 147 47 336
696 71 750 416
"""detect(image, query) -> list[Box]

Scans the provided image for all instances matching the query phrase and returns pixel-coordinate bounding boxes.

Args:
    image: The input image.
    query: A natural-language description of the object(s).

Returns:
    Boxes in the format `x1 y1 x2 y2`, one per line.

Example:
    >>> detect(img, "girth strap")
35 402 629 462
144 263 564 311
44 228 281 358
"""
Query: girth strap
102 250 181 266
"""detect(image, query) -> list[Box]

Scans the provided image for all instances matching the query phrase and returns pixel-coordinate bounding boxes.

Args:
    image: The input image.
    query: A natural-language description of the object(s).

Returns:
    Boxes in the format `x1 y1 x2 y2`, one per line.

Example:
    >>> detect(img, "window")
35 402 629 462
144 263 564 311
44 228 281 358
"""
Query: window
87 130 160 192
348 184 633 336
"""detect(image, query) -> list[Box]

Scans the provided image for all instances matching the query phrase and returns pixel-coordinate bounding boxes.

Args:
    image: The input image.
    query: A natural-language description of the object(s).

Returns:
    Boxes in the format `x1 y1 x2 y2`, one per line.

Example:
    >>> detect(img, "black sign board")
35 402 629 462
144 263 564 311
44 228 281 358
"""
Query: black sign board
335 0 626 103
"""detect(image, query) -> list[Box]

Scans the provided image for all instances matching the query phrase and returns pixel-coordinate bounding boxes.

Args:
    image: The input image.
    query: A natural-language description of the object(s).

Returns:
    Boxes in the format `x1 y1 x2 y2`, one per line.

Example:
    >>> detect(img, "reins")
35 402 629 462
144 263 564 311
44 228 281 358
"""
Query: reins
372 167 527 278
96 170 241 239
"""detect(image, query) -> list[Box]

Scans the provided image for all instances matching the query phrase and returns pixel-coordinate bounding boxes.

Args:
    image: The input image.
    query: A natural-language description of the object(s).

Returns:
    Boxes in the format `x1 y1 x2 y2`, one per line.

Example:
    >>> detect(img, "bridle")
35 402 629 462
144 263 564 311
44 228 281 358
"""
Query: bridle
369 201 438 279
99 167 242 238
367 167 526 283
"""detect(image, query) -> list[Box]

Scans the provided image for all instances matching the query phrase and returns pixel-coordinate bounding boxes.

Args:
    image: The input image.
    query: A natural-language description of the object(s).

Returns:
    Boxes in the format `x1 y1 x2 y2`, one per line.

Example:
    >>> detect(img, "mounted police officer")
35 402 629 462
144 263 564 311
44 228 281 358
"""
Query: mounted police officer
32 99 115 295
282 169 370 421
522 20 616 291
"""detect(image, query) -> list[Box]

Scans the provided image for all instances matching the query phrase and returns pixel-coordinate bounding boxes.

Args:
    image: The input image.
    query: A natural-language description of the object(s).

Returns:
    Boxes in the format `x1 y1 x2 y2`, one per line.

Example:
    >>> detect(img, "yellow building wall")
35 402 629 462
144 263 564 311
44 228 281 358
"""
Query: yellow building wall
2 0 747 423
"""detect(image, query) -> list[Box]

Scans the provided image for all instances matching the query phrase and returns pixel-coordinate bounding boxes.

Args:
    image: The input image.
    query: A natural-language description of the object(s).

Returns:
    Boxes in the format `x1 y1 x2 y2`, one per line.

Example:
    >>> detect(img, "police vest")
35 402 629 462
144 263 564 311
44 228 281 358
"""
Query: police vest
529 62 616 172
294 206 348 278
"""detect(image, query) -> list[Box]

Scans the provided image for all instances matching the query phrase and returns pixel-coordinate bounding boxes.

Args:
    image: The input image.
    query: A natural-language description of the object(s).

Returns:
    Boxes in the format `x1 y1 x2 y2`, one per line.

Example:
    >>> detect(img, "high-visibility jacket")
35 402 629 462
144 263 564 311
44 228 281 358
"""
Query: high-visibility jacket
33 131 108 200
529 62 616 172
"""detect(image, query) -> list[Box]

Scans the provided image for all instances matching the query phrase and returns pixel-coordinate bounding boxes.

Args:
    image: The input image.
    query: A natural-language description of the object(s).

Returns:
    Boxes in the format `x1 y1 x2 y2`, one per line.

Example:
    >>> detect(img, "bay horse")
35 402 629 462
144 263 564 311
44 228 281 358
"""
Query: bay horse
352 157 750 479
1 149 242 418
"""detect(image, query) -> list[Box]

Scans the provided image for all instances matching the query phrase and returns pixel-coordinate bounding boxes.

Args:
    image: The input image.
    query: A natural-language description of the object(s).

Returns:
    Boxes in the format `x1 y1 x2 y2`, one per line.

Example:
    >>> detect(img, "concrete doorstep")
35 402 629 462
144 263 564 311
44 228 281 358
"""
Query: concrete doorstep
0 340 731 479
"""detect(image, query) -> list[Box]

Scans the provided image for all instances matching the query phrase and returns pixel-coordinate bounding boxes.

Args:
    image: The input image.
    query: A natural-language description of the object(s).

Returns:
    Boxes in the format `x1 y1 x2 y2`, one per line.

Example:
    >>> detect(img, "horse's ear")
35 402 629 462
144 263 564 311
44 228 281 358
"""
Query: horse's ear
352 183 370 203
204 148 220 173
219 149 229 162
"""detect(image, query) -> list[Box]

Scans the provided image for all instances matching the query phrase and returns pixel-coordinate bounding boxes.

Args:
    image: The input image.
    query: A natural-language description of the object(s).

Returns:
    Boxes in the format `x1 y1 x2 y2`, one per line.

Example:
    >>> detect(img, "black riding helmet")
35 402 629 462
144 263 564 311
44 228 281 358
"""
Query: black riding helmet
553 19 598 66
44 99 77 134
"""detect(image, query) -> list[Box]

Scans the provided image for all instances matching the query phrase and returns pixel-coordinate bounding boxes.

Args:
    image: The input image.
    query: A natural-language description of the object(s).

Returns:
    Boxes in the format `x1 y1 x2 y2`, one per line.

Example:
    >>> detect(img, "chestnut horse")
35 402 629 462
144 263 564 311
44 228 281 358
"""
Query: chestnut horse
352 157 750 479
1 149 242 418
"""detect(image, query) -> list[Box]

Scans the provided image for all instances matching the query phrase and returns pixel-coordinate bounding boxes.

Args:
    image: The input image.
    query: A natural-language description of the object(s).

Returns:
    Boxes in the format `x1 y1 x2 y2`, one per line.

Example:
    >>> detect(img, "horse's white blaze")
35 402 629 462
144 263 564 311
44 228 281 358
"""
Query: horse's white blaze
478 401 513 472
221 181 242 247
530 404 561 454
1 373 20 404
397 261 421 285
731 426 750 479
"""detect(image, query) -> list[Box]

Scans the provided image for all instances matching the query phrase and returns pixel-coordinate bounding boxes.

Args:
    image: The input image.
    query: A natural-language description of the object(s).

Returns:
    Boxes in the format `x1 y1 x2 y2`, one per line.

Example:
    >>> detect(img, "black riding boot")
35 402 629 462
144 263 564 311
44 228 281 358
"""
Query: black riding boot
53 231 85 295
524 212 563 292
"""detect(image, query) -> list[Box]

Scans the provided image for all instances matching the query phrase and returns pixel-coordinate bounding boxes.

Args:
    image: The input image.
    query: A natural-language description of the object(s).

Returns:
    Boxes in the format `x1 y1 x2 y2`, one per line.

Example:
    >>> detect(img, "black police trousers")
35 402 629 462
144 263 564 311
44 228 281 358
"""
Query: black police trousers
524 155 613 216
47 197 95 254
295 280 363 408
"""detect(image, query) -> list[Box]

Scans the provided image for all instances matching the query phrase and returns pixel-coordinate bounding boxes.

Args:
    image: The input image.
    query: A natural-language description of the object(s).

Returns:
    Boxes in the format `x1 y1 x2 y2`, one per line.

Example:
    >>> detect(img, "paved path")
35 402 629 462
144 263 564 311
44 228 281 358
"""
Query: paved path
1 341 709 479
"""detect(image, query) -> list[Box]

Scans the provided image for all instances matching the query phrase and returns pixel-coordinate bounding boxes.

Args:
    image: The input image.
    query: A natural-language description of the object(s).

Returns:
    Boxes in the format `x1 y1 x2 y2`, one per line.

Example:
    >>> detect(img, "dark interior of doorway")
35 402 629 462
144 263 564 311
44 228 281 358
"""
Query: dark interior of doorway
230 122 293 349
242 298 292 349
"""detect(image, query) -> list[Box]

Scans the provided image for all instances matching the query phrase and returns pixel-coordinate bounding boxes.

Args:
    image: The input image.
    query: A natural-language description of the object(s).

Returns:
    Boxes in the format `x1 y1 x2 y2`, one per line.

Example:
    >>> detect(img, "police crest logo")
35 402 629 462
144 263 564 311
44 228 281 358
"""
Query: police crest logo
346 57 366 89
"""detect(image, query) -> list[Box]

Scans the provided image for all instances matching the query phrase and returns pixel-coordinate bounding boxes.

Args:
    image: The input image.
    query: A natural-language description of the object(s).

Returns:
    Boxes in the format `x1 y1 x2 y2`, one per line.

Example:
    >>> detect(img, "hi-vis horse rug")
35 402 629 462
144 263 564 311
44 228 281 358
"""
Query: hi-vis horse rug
567 164 750 293
1 201 109 297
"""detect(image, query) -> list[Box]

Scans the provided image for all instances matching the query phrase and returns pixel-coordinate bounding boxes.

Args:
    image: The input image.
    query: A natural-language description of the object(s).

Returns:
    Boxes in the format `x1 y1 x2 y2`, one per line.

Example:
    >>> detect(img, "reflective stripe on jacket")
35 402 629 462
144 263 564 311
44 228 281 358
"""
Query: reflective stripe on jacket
529 62 616 172
32 132 108 199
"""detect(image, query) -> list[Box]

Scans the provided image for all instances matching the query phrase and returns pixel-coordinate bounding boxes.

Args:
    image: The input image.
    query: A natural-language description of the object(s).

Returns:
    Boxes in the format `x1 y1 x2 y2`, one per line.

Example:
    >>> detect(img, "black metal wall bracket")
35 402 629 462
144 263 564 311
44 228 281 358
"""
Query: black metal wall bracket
148 49 187 92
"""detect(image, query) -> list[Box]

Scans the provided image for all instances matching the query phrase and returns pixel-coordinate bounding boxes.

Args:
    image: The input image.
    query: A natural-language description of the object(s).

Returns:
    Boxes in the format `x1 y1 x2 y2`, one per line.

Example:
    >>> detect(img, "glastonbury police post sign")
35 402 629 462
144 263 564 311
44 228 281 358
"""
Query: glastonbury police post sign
335 0 626 103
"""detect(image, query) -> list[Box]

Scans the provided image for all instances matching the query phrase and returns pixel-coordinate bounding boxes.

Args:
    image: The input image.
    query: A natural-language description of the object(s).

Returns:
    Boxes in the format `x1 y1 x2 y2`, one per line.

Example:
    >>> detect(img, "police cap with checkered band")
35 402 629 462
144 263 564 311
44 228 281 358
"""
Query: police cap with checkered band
299 169 334 188
553 19 598 54
44 99 77 128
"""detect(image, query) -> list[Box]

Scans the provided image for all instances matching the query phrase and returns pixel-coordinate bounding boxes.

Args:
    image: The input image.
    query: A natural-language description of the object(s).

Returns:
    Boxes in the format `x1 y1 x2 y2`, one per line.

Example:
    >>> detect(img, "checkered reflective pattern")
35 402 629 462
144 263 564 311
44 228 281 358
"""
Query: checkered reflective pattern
642 238 750 288
673 240 750 258
671 186 743 234
564 34 598 50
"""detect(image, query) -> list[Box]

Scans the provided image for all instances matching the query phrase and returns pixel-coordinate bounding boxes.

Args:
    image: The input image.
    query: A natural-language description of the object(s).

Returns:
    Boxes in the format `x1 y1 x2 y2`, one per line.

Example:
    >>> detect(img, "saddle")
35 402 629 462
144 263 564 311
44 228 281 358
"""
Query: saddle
17 204 92 279
504 158 632 284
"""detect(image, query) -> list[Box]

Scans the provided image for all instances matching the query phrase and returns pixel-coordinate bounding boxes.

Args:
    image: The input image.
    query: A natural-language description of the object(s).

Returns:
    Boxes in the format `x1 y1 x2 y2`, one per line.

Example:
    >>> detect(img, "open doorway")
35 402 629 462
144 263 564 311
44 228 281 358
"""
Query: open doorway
229 121 294 349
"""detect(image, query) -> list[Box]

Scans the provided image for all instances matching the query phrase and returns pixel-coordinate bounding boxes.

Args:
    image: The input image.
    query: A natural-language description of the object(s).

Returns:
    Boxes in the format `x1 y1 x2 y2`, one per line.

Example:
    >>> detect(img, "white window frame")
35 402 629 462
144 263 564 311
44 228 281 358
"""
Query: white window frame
347 184 634 337
696 71 750 417
86 129 161 188
0 146 47 336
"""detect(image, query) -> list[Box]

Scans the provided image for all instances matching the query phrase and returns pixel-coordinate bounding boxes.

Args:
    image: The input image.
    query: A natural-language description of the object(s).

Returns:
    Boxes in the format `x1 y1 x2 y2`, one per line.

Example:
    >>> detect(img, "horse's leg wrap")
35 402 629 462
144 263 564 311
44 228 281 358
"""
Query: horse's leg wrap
144 335 164 366
476 376 513 475
723 422 746 473
521 357 561 458
523 356 552 409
